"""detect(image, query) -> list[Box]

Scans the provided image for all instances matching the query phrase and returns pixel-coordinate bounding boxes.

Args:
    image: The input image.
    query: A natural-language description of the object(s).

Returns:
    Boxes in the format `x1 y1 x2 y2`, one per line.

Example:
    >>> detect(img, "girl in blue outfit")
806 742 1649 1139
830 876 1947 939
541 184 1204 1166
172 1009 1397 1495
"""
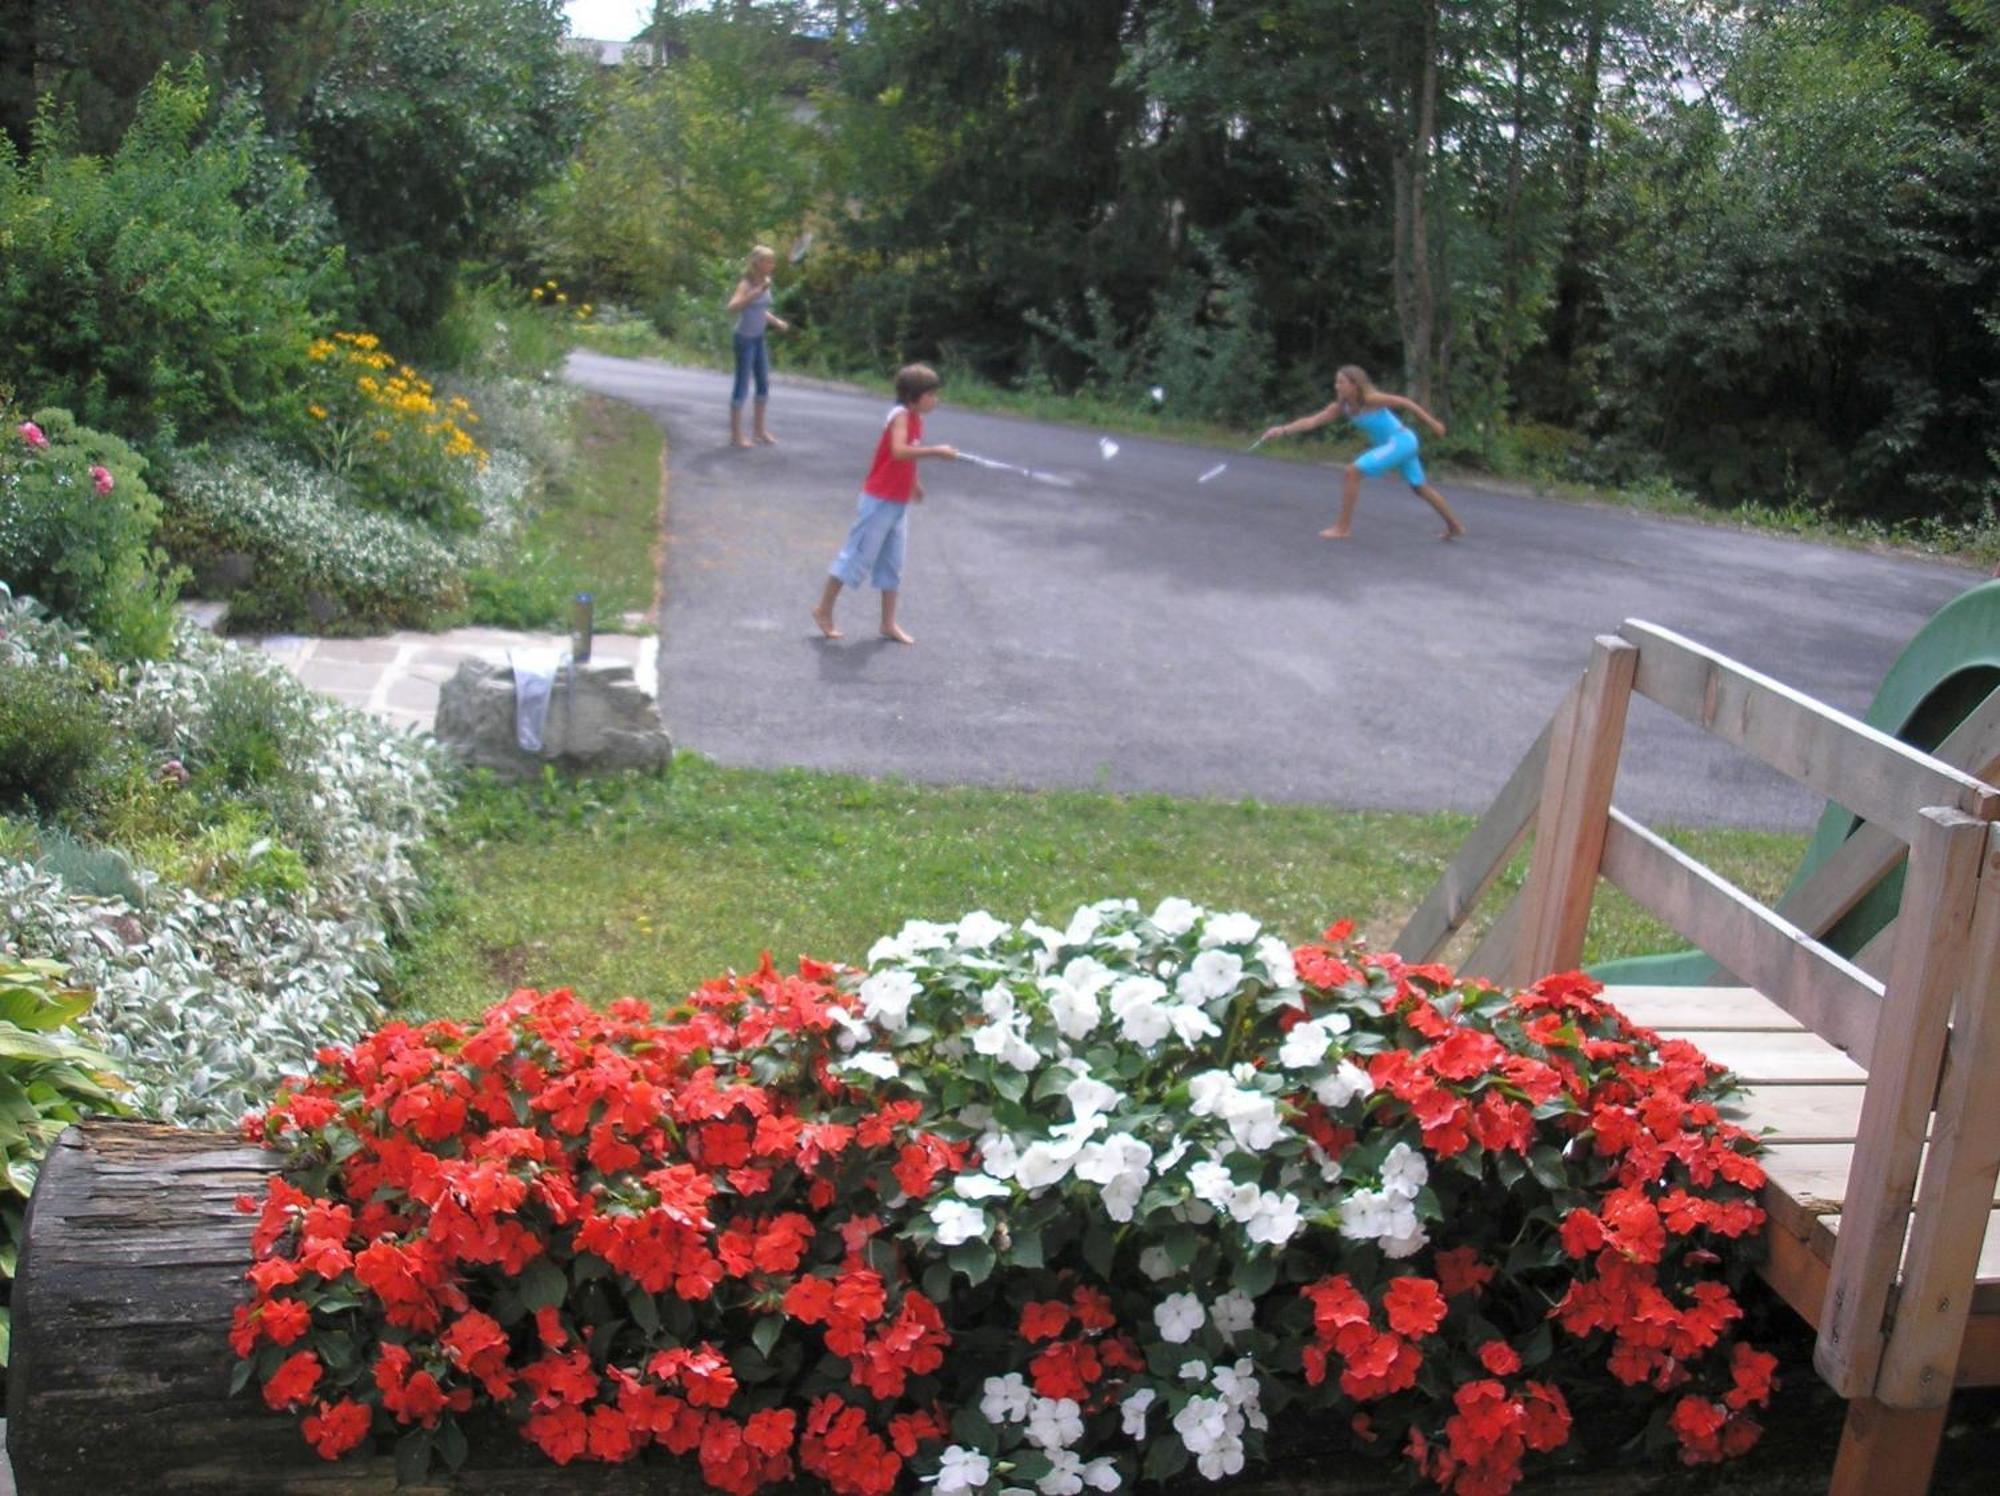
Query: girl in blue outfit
1262 365 1466 540
725 245 791 448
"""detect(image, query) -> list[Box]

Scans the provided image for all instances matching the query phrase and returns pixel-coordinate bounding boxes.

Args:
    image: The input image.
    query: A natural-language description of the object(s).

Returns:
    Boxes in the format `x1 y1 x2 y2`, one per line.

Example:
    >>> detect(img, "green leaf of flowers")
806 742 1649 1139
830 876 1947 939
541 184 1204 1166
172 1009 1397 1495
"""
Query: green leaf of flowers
1009 1449 1055 1482
394 1427 434 1486
228 1355 256 1397
923 1261 955 1301
950 1405 996 1451
1007 1226 1045 1269
625 1284 662 1335
752 1315 783 1360
948 1237 996 1286
1083 1220 1117 1278
1520 1321 1555 1368
520 1258 566 1312
1527 1144 1568 1191
1143 1436 1190 1481
1164 1225 1200 1269
1233 1253 1277 1300
439 1417 470 1473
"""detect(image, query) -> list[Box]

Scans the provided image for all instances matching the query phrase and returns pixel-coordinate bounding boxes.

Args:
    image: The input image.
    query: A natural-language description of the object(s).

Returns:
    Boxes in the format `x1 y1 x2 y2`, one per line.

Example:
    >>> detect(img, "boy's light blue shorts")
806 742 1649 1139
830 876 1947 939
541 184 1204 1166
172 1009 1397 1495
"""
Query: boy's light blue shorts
1354 427 1426 485
829 493 909 591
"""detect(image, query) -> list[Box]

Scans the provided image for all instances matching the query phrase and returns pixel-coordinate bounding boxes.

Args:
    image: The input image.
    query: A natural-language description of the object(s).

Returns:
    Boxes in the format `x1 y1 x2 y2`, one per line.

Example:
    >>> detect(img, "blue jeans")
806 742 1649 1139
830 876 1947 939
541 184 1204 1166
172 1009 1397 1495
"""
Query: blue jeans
829 495 910 591
731 333 769 405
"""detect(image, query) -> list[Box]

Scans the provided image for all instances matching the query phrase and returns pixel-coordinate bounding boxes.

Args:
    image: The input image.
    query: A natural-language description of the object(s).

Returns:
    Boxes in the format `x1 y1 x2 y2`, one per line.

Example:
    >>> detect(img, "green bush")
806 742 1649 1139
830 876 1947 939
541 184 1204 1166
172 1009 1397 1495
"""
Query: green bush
158 444 463 633
0 405 181 658
0 956 130 1367
0 660 110 816
27 825 151 908
0 68 343 441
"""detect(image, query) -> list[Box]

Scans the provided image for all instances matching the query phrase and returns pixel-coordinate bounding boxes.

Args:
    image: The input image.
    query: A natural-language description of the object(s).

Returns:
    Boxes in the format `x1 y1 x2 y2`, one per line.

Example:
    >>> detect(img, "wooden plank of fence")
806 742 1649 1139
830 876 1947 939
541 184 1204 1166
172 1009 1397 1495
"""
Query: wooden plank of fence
1618 621 2000 841
1599 810 1883 1067
1513 637 1638 984
1813 806 1991 1399
1393 710 1558 962
1875 822 2000 1407
1778 688 2000 942
1460 887 1524 983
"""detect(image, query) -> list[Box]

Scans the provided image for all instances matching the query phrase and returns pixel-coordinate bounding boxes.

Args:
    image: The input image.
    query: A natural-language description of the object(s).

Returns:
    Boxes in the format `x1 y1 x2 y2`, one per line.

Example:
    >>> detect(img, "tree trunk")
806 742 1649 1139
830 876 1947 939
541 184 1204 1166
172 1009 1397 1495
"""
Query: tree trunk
1546 0 1605 419
1401 0 1442 410
5 1122 693 1494
1499 0 1530 383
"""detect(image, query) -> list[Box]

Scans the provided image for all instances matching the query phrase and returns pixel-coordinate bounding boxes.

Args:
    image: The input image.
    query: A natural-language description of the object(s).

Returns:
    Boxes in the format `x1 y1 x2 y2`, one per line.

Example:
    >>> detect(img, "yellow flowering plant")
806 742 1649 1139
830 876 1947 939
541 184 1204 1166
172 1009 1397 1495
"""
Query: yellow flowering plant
300 332 488 528
528 278 595 324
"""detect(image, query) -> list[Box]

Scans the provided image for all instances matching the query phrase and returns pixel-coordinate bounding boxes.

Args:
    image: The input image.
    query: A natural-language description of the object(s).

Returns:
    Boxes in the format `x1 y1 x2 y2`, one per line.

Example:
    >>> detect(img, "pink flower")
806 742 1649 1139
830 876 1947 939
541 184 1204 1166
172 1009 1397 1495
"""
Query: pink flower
17 421 47 450
90 465 114 495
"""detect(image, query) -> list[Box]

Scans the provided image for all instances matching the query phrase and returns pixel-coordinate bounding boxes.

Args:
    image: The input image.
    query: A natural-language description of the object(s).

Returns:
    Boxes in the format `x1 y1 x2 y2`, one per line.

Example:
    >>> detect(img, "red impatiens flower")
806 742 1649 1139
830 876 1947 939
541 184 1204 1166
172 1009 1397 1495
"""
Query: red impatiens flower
301 1398 372 1459
262 1349 323 1411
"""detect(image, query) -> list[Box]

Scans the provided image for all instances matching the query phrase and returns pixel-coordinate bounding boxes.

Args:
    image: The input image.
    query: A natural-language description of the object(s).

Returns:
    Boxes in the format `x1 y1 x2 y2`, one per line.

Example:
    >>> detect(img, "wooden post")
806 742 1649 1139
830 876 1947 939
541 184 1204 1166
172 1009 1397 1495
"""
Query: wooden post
1828 1397 1949 1496
1510 636 1637 985
1814 807 1990 1399
1873 822 2000 1407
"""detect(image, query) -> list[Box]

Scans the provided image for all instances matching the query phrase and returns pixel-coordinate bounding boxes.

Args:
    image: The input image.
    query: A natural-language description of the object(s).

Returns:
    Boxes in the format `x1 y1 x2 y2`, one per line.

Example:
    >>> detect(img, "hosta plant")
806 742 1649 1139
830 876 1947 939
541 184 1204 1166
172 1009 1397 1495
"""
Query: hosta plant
237 900 1774 1495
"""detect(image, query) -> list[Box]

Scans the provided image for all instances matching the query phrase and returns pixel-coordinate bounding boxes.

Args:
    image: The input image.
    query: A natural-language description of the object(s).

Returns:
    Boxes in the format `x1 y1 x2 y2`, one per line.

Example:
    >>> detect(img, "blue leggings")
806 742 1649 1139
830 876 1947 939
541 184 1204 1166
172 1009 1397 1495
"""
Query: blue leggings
731 333 770 405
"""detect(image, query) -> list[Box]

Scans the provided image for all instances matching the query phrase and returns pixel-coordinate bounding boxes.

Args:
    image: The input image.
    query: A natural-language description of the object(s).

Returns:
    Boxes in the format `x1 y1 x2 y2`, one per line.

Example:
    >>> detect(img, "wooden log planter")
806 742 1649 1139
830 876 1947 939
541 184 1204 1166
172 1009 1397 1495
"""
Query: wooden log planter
3 1121 1711 1495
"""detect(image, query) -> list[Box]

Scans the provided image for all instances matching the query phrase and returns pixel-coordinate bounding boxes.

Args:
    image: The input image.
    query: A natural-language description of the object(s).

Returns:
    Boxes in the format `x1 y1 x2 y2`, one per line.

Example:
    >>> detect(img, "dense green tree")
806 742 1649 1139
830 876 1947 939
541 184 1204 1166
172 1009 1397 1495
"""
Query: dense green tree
298 0 578 333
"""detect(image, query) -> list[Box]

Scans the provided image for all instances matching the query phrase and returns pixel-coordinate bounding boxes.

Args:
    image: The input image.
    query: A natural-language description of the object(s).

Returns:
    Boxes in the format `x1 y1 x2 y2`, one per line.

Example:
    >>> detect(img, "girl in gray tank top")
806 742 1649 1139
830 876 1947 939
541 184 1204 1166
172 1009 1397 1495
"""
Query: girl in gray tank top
727 245 791 446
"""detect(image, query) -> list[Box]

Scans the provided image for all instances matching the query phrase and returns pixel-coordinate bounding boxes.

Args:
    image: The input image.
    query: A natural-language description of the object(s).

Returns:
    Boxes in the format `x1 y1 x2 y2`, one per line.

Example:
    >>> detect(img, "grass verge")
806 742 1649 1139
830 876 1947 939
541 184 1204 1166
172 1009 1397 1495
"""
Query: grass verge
459 392 663 629
391 755 1804 1024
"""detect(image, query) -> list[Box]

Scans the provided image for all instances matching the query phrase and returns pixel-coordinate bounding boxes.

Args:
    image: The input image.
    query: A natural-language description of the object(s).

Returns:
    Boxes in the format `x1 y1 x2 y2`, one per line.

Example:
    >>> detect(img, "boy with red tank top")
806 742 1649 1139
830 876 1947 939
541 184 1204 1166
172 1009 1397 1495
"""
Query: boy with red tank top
813 364 958 644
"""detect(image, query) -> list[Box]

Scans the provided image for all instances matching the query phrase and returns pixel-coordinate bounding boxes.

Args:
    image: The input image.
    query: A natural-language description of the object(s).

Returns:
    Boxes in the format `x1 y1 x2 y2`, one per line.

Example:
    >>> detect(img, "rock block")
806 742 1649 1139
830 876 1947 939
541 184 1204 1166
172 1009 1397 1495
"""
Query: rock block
433 657 672 780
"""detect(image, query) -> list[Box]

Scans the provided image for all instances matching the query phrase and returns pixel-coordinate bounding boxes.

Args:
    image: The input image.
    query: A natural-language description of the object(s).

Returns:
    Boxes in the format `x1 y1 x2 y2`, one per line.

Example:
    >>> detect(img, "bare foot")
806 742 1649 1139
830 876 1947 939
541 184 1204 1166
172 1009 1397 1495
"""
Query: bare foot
1318 527 1350 540
732 436 754 449
1441 525 1467 541
811 605 843 640
881 624 916 645
755 430 778 446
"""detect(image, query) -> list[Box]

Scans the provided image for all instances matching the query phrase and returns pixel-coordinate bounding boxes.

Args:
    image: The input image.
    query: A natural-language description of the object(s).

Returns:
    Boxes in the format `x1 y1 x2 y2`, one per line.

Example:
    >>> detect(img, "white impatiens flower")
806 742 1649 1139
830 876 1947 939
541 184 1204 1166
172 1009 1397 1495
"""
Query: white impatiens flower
1176 948 1245 1003
1080 1457 1120 1492
1187 1158 1236 1212
953 1172 1012 1200
1277 1016 1345 1070
1210 1290 1256 1341
837 1049 900 1079
1254 934 1297 988
1120 1387 1157 1438
1064 1072 1122 1122
1199 911 1261 948
1013 1117 1103 1191
1036 1450 1084 1496
977 1132 1022 1180
827 1006 873 1051
1313 1059 1374 1109
1154 1292 1206 1344
1044 956 1113 1040
980 1373 1033 1424
1148 897 1201 937
930 1199 988 1246
936 1445 992 1496
1381 1141 1429 1198
859 968 921 1031
955 910 1010 950
1026 1397 1085 1451
1178 1359 1210 1382
1063 905 1104 947
1075 1132 1154 1222
869 919 953 965
1165 1002 1222 1045
1245 1190 1302 1246
1107 975 1172 1047
1137 1246 1176 1281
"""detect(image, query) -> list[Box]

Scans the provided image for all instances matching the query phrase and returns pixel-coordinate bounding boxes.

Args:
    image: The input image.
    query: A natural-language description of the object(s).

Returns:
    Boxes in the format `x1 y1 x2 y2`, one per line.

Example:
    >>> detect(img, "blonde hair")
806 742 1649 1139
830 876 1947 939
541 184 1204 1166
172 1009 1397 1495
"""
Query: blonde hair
1336 364 1376 410
747 244 777 273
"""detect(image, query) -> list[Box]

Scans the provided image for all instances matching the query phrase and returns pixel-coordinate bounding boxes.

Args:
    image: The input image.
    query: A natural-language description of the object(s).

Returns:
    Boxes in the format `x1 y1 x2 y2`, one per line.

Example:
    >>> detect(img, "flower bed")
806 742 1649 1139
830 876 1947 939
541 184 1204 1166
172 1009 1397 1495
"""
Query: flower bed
238 900 1774 1494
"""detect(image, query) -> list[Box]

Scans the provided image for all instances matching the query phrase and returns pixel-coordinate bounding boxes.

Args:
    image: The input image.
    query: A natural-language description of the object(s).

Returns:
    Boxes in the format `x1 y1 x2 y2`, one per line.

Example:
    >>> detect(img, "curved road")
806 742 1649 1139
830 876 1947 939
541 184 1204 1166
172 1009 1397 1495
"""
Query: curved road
566 351 1977 829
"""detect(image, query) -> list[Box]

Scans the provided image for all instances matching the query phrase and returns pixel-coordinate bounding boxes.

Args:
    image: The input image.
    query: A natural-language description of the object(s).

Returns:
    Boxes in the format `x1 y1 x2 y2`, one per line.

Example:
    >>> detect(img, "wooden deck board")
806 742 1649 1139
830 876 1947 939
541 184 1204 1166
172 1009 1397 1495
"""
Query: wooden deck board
1603 984 1807 1031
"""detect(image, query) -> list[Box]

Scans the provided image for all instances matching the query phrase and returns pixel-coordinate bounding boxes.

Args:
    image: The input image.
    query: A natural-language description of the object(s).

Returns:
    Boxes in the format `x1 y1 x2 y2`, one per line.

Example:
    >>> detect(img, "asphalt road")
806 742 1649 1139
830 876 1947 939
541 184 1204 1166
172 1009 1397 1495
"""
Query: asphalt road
565 351 1978 830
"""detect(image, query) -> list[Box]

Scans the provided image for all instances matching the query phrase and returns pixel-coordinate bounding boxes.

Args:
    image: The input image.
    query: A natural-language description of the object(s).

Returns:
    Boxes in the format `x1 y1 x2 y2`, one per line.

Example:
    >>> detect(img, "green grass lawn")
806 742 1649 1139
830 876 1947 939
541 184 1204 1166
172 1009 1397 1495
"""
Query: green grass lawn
391 755 1805 1024
460 392 663 629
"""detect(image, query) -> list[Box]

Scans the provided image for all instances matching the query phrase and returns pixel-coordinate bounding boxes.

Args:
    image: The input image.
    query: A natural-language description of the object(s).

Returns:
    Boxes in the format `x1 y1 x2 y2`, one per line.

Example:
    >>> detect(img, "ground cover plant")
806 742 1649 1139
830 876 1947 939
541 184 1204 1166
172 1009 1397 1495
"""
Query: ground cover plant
239 899 1773 1493
0 588 451 1124
393 760 1805 1026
